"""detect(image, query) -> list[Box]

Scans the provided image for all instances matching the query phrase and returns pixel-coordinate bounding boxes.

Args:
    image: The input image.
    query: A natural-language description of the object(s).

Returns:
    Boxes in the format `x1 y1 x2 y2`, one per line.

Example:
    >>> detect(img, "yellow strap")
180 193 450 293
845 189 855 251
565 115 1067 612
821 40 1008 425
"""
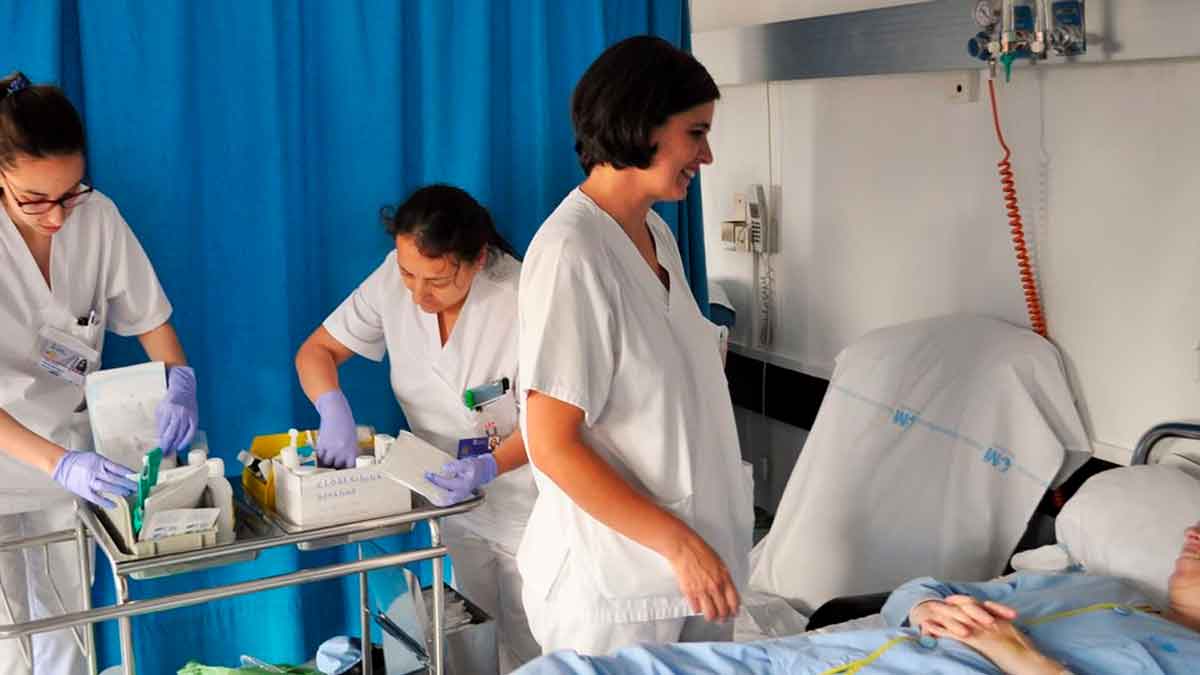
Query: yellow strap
819 636 915 675
1024 602 1153 627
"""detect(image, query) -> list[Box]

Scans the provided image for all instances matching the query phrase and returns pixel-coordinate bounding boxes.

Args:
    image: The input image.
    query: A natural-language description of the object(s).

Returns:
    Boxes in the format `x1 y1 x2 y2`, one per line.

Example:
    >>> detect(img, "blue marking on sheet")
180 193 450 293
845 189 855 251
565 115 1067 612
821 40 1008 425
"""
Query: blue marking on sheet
983 447 1013 473
892 409 917 429
828 381 1052 490
830 383 893 414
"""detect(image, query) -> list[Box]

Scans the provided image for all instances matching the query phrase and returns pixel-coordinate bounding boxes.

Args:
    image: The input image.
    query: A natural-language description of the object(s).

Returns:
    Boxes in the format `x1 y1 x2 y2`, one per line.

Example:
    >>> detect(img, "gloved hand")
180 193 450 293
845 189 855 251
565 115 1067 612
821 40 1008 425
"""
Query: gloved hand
425 454 498 506
52 450 137 509
156 365 198 454
315 389 359 469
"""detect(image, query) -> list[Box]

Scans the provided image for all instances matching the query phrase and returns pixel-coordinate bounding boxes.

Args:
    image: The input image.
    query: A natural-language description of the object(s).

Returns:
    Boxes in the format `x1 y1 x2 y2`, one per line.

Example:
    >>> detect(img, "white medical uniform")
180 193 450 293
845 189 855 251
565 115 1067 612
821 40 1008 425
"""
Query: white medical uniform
323 251 539 672
0 190 172 674
517 188 753 656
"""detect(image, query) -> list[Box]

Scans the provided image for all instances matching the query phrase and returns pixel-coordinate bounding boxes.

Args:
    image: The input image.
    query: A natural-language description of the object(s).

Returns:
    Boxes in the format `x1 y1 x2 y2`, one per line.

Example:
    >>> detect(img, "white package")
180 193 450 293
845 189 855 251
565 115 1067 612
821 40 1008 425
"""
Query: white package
86 362 166 470
140 508 219 542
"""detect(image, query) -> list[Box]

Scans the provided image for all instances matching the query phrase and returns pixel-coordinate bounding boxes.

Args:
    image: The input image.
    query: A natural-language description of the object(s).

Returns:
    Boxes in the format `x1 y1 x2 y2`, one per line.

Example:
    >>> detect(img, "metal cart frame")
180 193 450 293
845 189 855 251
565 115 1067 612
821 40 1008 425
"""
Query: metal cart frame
0 495 480 675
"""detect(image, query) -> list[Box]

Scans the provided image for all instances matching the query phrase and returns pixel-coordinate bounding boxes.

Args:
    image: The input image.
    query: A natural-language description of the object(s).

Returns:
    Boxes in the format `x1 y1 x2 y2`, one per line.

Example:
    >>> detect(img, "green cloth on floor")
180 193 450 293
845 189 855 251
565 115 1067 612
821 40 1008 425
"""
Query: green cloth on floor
177 662 318 674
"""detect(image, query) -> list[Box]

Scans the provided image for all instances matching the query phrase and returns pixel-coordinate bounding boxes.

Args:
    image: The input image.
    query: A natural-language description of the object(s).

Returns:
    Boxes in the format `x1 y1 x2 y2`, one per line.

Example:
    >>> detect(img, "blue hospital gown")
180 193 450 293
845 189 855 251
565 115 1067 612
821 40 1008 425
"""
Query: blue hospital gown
513 573 1200 674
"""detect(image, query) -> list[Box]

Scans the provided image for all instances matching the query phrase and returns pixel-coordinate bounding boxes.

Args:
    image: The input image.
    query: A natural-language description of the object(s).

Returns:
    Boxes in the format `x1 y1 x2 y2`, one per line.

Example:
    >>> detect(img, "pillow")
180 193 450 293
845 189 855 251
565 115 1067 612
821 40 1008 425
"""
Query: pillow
1056 464 1200 606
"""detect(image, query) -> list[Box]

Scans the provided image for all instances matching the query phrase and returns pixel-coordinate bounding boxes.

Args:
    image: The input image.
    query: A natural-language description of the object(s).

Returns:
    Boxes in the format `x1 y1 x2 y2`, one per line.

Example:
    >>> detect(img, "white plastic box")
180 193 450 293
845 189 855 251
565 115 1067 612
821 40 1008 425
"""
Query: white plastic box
272 443 417 528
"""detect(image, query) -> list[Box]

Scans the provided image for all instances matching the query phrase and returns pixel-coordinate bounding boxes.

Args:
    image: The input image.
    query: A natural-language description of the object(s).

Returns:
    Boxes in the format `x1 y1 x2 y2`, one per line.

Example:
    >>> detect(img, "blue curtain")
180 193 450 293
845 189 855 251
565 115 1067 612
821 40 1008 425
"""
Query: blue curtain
1 0 707 670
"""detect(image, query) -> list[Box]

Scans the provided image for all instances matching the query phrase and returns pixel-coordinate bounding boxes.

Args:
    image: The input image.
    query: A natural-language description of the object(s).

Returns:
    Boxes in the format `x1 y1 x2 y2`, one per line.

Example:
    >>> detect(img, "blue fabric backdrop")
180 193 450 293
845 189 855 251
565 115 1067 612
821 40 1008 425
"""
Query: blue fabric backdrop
0 0 708 670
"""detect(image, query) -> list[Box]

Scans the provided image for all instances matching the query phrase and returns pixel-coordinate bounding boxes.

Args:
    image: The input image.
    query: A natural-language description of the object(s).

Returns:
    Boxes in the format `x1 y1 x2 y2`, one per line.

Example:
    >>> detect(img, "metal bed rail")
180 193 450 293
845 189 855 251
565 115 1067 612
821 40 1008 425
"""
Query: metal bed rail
1131 421 1200 466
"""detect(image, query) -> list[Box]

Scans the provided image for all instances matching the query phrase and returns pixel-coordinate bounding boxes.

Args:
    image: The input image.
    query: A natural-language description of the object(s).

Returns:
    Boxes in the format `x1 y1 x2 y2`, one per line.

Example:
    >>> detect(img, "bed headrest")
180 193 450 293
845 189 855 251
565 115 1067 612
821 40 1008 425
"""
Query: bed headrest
1056 464 1200 606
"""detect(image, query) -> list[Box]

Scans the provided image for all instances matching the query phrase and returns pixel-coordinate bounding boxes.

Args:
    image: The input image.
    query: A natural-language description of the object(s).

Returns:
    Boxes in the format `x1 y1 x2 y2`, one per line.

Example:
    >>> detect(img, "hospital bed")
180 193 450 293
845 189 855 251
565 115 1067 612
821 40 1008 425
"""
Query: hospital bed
513 420 1200 673
0 484 479 675
806 420 1200 631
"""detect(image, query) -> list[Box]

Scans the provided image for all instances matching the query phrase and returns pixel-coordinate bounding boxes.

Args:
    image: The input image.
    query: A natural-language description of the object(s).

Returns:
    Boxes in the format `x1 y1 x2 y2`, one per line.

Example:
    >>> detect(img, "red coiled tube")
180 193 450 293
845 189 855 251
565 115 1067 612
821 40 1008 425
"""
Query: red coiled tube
988 78 1047 338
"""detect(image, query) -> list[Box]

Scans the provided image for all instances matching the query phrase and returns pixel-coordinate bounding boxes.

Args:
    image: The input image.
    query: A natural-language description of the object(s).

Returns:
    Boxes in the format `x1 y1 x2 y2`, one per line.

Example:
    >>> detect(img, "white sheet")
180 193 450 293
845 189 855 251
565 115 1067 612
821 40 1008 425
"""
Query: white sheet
749 315 1091 614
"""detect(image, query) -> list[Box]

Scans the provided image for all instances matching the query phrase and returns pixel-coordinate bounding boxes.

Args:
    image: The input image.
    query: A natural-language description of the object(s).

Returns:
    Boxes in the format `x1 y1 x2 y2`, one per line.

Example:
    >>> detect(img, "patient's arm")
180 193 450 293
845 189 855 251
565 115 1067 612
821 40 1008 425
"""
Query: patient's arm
882 576 1024 628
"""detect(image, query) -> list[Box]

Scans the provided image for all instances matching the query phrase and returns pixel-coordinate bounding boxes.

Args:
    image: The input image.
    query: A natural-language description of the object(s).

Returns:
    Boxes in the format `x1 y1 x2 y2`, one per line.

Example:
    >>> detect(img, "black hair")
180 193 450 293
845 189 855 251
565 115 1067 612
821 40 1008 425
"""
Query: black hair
0 71 86 170
382 184 517 265
571 36 719 175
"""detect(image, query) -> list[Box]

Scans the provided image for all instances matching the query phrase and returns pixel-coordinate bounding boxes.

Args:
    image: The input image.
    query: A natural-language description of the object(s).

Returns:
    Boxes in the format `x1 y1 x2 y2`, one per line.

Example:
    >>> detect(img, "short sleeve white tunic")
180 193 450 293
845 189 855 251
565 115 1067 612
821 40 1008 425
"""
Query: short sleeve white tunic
323 251 536 552
517 188 752 623
0 191 172 513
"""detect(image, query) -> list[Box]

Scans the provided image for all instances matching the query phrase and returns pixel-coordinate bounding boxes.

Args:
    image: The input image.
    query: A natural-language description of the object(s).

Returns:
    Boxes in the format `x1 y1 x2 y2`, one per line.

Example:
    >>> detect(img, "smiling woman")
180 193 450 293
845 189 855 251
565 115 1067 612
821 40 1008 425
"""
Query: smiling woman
0 70 199 674
516 36 751 659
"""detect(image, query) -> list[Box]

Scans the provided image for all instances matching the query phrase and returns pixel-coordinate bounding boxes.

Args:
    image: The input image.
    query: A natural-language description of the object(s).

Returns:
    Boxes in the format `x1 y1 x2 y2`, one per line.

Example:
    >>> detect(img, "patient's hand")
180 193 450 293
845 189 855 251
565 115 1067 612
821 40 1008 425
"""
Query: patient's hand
912 597 1066 675
910 595 1017 638
956 618 1067 675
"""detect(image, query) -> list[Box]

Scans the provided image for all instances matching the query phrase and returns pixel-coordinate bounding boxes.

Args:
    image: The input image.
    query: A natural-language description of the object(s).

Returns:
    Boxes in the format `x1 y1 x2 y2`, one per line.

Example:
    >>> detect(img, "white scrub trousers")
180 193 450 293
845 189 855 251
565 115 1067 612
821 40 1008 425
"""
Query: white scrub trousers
0 502 88 675
522 551 734 657
442 519 539 673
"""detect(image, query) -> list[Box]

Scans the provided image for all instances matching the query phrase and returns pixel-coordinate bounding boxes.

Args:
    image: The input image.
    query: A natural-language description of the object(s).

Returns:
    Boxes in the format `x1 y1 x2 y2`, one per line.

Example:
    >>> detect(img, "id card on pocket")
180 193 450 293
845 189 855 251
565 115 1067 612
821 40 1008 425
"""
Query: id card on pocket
457 437 491 459
36 325 99 386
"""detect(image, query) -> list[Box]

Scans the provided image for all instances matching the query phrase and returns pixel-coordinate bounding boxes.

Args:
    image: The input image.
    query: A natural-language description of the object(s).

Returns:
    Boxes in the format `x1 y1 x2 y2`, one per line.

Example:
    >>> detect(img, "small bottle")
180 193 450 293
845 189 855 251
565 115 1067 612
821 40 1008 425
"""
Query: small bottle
373 434 394 460
205 458 236 545
188 448 209 467
355 425 375 445
280 446 300 470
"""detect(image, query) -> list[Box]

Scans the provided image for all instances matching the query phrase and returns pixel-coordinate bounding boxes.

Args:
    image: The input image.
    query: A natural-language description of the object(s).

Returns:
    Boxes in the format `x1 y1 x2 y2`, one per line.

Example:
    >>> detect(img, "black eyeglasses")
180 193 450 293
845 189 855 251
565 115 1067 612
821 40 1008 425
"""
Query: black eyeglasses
0 173 93 215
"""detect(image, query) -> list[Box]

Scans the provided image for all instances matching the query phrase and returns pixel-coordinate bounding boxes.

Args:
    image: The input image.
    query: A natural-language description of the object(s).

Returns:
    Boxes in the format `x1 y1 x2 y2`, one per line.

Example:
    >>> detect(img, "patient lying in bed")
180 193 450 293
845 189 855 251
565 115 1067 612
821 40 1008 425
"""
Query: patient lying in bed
513 523 1200 674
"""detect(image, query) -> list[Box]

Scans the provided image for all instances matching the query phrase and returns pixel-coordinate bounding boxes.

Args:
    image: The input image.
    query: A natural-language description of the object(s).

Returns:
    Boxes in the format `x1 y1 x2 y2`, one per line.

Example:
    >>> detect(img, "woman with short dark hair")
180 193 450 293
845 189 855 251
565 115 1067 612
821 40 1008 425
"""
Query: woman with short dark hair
516 36 751 656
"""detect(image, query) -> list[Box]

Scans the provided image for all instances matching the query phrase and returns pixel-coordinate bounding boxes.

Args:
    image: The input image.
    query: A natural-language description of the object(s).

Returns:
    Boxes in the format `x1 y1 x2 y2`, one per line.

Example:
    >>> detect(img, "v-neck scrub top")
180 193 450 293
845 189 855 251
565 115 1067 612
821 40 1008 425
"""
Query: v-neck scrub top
323 251 535 551
516 188 752 623
0 190 172 513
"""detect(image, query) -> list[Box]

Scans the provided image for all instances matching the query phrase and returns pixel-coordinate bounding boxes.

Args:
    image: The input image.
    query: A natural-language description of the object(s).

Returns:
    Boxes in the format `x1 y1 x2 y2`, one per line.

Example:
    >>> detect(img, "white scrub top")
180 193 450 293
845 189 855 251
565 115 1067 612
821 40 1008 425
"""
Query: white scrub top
323 250 535 553
517 188 753 623
0 190 173 514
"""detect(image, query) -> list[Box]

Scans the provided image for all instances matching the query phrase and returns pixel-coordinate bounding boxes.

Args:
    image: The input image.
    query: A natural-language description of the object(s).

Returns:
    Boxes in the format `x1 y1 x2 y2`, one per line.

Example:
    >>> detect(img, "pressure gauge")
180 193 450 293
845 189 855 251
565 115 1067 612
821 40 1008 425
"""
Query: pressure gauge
974 0 997 28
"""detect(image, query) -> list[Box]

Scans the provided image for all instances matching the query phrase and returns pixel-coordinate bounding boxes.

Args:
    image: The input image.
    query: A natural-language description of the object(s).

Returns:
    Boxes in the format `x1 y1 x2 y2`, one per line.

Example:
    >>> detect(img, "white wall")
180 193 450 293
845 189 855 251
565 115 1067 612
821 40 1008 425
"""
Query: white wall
699 59 1200 463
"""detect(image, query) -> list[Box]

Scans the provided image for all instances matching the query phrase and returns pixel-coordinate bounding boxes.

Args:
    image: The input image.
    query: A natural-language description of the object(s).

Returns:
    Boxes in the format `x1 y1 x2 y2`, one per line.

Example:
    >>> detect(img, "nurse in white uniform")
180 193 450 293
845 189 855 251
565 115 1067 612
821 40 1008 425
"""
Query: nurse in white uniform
517 36 752 656
295 184 539 672
0 72 199 674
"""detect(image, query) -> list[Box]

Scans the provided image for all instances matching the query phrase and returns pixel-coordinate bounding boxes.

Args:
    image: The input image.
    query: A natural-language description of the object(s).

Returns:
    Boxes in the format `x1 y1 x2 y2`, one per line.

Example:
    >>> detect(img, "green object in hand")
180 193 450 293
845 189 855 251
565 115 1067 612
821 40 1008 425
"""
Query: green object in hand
132 447 163 535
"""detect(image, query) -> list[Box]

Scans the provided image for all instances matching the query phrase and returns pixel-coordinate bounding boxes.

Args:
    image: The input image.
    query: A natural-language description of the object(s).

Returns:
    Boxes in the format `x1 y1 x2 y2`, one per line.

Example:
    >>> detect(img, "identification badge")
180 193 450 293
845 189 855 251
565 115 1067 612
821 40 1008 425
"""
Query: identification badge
36 325 99 386
457 437 491 459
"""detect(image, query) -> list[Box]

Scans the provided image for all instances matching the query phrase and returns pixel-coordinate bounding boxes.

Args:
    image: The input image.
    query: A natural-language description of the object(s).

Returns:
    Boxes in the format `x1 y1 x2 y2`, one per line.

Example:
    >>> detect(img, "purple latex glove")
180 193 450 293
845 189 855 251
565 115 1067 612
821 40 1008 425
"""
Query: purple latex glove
425 454 498 505
156 365 198 454
315 390 359 469
52 451 137 509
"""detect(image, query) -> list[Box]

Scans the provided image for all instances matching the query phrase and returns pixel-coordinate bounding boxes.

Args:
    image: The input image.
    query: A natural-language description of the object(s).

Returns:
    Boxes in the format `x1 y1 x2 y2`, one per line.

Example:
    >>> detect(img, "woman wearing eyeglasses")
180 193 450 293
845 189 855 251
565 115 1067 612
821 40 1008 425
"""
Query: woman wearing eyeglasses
0 71 198 674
